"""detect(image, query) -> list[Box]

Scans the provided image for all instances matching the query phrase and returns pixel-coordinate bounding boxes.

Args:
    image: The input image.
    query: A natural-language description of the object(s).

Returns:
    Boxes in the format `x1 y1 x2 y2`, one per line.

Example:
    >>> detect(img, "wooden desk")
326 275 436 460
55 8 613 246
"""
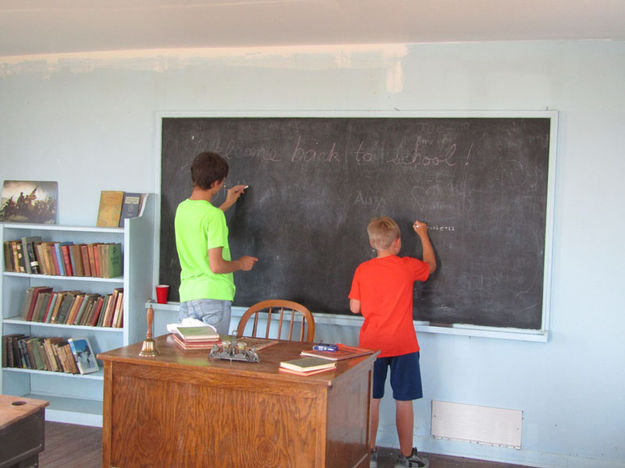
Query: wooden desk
98 335 377 468
0 394 49 468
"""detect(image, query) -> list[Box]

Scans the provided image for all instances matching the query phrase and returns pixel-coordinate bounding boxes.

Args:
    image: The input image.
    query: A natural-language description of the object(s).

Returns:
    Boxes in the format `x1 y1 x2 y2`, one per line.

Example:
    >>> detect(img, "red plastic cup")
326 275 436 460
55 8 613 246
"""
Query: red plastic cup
155 285 170 304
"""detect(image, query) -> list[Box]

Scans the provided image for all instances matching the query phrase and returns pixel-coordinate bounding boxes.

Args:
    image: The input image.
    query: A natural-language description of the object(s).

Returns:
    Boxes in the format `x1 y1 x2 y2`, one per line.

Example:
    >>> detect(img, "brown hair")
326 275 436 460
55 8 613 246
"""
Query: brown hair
191 151 229 190
367 216 400 250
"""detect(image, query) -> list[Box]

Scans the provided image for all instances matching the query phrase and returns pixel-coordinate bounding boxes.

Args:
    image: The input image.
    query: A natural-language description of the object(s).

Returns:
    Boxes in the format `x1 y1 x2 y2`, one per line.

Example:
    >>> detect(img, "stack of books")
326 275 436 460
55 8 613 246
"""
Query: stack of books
279 356 337 376
171 325 220 350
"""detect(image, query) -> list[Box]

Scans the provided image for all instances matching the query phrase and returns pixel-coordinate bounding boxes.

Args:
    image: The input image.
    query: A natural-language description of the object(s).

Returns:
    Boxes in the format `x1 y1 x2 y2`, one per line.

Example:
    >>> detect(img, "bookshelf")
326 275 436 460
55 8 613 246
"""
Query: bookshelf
0 196 154 427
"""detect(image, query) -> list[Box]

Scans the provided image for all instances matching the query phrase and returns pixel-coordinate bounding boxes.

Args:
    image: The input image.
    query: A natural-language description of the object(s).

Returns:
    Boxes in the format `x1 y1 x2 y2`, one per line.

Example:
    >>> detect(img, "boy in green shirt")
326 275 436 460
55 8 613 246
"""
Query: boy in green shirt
175 151 258 334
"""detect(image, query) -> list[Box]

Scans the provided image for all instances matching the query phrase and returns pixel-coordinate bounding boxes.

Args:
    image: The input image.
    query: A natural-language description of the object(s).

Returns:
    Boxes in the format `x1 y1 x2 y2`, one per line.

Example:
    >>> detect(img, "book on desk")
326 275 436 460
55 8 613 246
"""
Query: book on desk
279 356 337 376
299 343 374 361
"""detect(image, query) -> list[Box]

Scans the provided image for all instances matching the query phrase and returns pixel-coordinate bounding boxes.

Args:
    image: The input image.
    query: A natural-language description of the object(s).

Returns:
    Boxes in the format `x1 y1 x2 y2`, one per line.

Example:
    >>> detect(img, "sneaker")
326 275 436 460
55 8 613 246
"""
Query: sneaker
370 448 378 467
395 447 428 467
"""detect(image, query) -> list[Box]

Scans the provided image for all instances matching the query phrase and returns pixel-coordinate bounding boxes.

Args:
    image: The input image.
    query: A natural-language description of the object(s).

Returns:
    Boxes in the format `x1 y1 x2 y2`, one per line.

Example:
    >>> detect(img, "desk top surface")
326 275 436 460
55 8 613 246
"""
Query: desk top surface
0 394 49 430
98 334 377 385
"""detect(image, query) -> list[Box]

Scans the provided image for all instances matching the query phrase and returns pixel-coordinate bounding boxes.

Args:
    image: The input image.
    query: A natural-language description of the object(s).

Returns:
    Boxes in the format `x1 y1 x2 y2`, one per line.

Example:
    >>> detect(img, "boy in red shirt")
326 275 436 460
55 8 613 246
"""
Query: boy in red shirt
349 216 436 467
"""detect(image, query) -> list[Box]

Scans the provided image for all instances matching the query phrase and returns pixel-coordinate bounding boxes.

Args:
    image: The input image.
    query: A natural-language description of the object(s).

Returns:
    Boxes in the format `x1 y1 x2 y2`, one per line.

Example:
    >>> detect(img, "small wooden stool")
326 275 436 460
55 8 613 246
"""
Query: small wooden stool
0 394 49 468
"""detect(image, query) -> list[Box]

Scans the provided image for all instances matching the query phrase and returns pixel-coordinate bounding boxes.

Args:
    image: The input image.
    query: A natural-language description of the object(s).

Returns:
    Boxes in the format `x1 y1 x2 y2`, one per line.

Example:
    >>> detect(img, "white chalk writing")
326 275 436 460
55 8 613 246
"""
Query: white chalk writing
291 136 340 163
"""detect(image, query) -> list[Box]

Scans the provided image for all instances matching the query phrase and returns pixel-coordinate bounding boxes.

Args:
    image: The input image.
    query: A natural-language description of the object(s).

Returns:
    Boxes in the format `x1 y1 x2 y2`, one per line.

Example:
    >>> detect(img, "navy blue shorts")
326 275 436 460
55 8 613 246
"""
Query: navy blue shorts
372 352 423 401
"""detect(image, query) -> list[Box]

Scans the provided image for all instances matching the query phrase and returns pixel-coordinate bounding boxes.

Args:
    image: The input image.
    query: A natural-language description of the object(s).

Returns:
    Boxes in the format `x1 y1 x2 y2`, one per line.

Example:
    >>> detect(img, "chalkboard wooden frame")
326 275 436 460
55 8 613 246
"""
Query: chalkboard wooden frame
154 110 557 342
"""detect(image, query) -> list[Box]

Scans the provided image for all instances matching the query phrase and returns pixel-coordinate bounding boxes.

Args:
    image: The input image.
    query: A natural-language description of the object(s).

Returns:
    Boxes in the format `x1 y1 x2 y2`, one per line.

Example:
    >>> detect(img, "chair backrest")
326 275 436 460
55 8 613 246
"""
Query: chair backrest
236 299 315 342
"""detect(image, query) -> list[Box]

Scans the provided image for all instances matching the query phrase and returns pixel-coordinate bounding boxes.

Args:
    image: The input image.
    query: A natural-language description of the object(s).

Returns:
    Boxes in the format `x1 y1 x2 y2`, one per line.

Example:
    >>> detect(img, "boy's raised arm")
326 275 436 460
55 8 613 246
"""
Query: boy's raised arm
413 220 437 274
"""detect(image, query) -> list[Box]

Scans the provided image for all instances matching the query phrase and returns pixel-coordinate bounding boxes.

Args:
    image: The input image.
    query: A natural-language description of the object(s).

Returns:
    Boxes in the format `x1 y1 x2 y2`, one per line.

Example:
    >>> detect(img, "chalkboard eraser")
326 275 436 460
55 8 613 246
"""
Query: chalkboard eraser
429 322 452 328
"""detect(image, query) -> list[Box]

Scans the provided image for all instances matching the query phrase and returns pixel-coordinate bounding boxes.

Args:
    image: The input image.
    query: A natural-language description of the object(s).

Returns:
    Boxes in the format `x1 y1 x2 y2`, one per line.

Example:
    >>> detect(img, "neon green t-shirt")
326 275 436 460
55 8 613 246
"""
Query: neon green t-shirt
174 199 235 301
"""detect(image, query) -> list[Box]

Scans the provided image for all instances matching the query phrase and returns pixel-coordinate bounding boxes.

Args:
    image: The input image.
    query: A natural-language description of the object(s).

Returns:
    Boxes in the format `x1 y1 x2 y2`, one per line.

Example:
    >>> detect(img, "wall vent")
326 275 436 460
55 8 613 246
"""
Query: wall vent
431 400 522 449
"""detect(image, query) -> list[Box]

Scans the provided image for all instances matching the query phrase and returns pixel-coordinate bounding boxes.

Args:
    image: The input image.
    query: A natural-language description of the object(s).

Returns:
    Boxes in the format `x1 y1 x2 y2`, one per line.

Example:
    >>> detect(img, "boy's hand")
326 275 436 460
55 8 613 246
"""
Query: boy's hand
413 220 428 236
225 184 247 203
220 185 248 211
237 256 258 271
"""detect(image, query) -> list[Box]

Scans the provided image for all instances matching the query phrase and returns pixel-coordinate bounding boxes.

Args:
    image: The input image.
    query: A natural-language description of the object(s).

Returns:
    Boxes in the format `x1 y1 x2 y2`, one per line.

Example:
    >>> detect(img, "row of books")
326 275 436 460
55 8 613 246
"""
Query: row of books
4 238 122 278
2 334 99 375
20 285 124 328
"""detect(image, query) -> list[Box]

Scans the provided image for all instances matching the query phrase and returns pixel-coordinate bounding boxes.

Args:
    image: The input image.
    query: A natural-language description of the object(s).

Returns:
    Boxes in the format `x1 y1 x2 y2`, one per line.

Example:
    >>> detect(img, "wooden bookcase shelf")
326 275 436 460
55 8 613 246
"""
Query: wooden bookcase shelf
0 196 154 427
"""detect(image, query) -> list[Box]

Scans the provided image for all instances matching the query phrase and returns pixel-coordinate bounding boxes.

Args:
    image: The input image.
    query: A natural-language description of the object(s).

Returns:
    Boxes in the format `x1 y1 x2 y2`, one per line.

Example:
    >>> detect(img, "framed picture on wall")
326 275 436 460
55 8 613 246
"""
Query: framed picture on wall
0 180 58 224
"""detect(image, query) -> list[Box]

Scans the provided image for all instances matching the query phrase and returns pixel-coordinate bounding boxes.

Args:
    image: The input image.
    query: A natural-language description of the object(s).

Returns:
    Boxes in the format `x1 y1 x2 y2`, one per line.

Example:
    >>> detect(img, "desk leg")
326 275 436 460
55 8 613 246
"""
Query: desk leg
102 361 113 468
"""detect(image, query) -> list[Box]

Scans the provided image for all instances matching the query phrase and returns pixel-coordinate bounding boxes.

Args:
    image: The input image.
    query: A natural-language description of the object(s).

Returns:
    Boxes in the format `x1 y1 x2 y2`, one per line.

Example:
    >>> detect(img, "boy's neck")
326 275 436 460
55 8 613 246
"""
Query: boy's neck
376 249 396 258
189 186 217 202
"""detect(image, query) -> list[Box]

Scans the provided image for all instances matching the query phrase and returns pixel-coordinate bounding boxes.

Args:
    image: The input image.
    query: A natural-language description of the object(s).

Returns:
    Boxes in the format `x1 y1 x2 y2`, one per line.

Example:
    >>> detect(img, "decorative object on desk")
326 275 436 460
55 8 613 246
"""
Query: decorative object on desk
279 356 336 374
67 337 99 374
0 180 58 224
96 190 124 227
300 343 375 361
209 334 260 363
139 304 158 357
118 192 145 227
155 284 170 304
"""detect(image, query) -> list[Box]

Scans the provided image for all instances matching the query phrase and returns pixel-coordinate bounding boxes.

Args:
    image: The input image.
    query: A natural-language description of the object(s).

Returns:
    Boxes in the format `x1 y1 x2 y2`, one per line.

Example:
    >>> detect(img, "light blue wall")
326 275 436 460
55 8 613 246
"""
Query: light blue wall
1 40 624 467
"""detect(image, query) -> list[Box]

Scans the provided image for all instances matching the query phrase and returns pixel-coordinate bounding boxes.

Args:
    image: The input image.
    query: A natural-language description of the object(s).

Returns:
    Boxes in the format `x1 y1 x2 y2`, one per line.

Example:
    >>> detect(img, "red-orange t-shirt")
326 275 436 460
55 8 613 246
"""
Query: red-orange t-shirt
349 256 429 357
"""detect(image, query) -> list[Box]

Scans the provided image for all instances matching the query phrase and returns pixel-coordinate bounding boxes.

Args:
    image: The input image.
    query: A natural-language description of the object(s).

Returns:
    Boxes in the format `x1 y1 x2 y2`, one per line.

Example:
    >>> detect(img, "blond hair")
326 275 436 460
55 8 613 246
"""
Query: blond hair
367 216 400 250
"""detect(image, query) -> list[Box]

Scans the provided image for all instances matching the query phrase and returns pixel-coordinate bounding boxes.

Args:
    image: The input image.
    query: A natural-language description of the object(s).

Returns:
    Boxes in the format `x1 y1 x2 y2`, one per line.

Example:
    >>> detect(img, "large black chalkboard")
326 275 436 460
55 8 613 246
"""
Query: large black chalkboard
160 116 552 330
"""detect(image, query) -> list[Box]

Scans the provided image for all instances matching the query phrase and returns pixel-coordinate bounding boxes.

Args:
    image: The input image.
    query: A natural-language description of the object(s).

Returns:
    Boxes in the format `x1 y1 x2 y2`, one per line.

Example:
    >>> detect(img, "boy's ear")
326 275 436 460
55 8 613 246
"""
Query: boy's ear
209 178 224 190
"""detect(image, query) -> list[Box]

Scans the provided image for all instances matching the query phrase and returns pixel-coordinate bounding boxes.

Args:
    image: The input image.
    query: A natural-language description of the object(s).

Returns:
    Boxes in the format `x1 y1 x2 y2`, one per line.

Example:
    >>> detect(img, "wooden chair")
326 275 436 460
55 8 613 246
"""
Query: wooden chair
236 299 315 342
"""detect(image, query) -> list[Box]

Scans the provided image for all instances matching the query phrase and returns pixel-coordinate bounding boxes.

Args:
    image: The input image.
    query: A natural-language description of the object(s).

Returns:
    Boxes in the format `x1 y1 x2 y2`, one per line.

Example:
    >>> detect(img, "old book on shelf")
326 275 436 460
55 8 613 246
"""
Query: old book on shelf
31 291 52 322
89 296 105 326
104 243 122 278
58 343 79 374
50 242 63 275
80 244 92 276
22 286 53 321
67 337 99 374
118 192 144 227
69 244 84 276
11 240 26 272
54 291 80 324
299 343 375 361
21 236 42 274
111 289 124 328
279 356 337 374
96 190 124 227
60 243 74 276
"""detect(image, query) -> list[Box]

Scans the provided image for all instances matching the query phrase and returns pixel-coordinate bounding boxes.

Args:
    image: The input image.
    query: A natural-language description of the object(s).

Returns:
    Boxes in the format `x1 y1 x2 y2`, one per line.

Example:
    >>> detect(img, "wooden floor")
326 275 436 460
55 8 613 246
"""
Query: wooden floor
40 421 532 467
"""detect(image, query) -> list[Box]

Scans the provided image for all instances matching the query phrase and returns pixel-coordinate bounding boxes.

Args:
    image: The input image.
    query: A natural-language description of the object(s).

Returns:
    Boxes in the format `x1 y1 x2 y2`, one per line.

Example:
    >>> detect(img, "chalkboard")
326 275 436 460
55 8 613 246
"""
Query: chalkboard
159 116 553 330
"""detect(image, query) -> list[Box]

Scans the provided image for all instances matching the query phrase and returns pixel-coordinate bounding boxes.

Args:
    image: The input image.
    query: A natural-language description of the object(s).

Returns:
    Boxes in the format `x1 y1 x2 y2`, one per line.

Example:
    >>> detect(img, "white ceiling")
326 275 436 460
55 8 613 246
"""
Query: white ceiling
1 0 624 57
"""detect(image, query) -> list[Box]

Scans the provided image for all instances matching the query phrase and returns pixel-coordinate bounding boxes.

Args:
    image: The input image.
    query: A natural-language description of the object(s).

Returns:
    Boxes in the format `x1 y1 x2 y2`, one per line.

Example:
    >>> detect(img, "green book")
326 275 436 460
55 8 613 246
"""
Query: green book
174 325 219 342
105 243 122 278
279 356 336 373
